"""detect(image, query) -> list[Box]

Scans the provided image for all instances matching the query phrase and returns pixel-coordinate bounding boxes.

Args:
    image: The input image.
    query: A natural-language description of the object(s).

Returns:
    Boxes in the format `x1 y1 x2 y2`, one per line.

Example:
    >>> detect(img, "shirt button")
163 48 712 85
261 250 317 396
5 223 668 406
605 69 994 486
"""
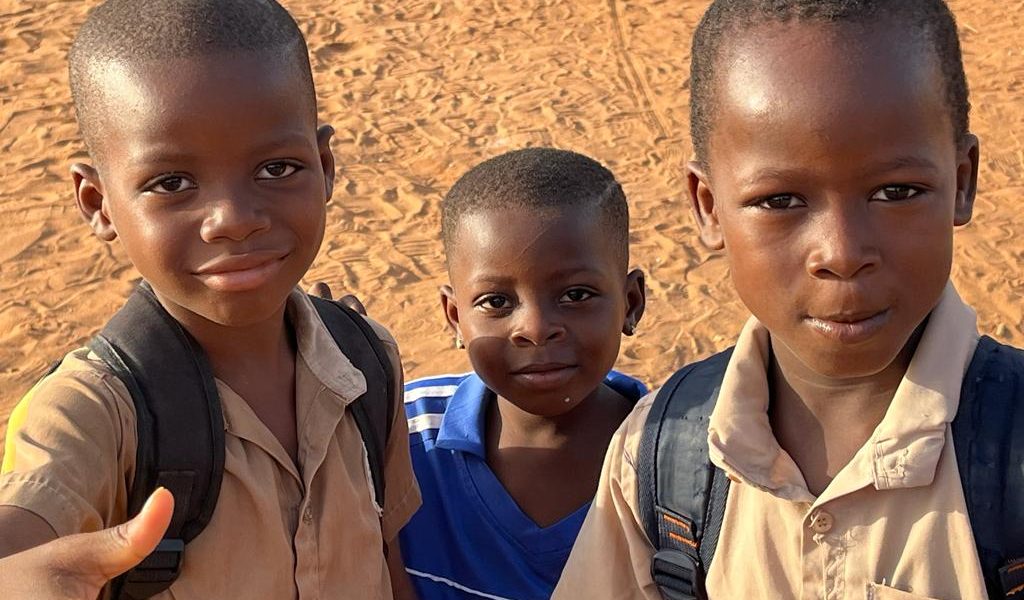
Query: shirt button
302 506 314 525
810 511 834 534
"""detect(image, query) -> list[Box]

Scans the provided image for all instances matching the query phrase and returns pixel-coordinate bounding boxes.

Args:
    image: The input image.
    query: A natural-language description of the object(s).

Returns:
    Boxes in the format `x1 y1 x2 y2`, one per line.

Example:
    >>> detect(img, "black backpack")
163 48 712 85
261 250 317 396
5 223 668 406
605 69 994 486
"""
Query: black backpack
78 283 395 600
639 336 1024 600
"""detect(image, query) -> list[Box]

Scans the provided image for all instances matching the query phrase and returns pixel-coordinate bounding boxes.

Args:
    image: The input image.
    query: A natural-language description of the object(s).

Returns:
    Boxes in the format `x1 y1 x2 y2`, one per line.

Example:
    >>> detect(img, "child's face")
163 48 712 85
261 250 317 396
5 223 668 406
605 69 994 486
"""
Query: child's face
73 52 333 327
442 207 644 416
689 22 979 379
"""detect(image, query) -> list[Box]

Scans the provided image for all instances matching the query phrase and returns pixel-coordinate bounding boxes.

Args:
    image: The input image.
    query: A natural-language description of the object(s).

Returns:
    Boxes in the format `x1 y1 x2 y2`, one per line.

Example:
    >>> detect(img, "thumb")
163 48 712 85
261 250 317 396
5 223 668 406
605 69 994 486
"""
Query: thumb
57 487 174 584
308 281 333 300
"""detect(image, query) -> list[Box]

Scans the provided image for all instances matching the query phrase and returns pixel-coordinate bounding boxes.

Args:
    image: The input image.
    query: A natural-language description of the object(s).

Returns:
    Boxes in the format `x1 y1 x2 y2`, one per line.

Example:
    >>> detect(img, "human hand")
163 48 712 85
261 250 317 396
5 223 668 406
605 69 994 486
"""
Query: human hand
307 281 368 316
0 488 173 600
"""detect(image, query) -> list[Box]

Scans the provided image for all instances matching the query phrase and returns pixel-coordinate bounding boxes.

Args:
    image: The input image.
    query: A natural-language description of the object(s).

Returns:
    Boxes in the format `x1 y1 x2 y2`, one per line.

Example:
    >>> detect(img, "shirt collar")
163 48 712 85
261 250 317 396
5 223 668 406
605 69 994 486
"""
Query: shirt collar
708 282 979 504
436 374 490 457
436 371 649 459
286 289 367 405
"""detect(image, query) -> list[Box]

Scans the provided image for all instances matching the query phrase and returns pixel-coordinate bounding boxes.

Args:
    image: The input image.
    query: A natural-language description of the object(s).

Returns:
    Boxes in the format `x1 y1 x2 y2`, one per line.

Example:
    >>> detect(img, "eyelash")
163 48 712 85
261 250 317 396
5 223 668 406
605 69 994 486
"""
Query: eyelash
141 161 304 195
752 185 926 210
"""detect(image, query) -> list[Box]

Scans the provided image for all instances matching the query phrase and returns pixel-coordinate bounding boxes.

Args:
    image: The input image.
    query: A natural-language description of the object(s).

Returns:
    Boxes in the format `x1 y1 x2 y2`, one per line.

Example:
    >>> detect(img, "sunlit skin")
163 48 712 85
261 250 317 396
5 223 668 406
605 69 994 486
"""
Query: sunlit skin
688 22 979 494
442 206 645 525
72 52 335 462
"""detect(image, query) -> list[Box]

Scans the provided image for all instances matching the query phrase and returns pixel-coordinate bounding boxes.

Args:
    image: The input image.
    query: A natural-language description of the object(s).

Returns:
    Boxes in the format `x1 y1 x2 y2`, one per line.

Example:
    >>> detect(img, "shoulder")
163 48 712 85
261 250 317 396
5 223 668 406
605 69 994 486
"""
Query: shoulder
11 347 136 427
967 336 1024 381
403 373 474 446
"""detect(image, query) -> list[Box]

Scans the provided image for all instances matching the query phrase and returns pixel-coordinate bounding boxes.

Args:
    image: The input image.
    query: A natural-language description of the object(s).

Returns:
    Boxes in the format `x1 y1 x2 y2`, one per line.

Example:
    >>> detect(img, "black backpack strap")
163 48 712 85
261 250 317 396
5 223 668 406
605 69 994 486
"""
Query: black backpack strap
92 283 225 600
309 296 395 514
638 348 734 600
953 336 1024 598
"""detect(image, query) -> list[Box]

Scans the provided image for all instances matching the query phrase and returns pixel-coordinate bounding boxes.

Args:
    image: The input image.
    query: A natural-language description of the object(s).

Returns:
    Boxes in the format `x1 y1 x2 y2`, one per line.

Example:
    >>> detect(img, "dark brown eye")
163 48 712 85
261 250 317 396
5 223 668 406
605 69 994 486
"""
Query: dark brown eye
147 174 196 194
757 195 804 210
256 162 298 179
872 185 920 201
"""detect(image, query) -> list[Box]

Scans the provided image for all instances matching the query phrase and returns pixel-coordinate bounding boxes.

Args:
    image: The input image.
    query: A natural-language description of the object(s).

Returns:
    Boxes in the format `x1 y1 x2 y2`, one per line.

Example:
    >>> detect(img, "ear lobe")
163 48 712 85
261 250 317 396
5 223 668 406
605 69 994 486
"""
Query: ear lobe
439 285 461 337
71 163 117 242
687 161 724 250
316 124 336 202
953 134 979 226
623 269 646 336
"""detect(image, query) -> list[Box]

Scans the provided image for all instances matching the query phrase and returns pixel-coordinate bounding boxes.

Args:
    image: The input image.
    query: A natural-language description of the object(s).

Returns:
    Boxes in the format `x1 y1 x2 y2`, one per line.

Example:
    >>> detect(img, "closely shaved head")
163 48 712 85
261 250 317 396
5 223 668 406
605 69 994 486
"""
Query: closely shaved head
69 0 315 157
441 147 630 269
690 0 970 165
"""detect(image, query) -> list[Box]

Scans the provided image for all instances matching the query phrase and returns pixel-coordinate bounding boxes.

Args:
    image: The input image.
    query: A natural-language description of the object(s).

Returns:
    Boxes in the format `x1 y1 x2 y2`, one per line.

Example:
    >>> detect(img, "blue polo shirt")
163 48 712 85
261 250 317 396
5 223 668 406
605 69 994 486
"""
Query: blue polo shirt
399 371 648 600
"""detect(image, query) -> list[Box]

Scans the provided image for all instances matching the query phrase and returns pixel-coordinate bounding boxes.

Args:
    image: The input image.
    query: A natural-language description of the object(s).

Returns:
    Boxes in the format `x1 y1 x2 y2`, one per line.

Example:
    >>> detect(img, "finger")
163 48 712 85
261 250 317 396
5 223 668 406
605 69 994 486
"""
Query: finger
339 294 367 316
58 488 175 583
308 281 333 300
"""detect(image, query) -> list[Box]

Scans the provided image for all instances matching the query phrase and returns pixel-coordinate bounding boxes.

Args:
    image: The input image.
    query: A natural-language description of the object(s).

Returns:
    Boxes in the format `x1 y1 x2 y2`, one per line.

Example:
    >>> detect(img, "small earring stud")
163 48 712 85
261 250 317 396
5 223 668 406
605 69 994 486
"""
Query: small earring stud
455 337 465 350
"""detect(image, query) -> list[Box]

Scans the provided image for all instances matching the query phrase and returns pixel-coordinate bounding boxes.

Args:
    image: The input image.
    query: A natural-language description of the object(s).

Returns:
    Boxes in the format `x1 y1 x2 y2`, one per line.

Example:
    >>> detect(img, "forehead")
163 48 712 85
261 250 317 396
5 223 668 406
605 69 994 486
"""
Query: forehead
448 206 622 278
87 51 315 161
706 20 953 177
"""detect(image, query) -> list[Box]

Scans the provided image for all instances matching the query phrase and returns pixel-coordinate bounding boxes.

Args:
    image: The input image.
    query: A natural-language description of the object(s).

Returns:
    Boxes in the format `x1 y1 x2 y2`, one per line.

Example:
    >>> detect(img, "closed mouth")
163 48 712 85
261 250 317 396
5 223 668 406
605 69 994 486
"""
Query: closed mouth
511 362 576 375
193 250 289 292
195 249 288 275
805 309 891 343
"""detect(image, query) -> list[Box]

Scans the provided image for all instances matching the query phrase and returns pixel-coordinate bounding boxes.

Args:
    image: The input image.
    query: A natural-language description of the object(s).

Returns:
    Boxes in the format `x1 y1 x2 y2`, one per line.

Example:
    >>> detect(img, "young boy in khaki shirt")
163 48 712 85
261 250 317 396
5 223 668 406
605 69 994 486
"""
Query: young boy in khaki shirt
554 0 1022 599
0 1 419 598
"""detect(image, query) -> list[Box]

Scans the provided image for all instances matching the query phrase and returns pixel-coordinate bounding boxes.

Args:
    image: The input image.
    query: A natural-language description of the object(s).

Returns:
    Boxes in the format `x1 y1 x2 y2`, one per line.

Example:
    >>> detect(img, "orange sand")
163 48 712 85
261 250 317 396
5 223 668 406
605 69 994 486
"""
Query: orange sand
1 1 1022 445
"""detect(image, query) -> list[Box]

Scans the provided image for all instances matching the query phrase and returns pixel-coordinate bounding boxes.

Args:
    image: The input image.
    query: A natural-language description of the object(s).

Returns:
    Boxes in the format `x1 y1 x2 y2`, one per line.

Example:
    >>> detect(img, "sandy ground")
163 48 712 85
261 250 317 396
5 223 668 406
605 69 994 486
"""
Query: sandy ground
1 0 1022 445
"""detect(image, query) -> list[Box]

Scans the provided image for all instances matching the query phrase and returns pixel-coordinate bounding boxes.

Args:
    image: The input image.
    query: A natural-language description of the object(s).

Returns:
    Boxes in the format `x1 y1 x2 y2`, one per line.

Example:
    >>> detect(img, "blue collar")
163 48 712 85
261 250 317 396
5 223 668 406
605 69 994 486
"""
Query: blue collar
435 371 649 458
436 373 490 457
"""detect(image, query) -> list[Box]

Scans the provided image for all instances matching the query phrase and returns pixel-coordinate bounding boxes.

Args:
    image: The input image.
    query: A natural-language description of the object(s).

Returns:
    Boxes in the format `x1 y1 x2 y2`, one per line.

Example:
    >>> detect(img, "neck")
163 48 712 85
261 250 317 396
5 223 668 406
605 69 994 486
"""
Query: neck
766 326 924 495
769 333 918 424
158 295 295 382
489 384 631 448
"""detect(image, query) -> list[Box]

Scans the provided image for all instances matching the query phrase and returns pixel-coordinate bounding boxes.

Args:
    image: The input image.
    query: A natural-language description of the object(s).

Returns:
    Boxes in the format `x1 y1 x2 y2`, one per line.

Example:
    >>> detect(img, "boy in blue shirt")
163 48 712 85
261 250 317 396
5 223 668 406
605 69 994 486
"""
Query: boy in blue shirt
400 148 648 599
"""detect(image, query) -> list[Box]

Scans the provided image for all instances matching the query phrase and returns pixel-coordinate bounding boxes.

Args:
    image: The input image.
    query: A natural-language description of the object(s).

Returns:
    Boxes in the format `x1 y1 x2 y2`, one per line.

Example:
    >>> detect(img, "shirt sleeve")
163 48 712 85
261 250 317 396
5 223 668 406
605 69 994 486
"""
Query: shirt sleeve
363 317 421 542
0 354 135 538
552 395 663 600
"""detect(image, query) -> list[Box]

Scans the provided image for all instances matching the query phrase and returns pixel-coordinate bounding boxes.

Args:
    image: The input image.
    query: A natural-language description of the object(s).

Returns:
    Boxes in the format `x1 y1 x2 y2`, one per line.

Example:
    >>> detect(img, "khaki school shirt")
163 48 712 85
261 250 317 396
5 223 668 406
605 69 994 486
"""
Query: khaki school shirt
0 289 421 599
553 283 989 600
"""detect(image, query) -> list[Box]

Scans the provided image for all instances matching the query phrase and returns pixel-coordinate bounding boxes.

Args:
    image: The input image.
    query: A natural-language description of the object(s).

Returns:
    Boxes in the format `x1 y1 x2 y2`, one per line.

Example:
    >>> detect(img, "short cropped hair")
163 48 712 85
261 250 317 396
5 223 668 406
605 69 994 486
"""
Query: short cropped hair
441 148 630 268
69 0 315 155
689 0 970 164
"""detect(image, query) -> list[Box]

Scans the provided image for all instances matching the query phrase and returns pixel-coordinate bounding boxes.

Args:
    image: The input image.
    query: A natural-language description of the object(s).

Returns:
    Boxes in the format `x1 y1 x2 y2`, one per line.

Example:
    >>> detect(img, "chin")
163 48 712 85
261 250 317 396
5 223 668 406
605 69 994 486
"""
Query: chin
801 344 908 380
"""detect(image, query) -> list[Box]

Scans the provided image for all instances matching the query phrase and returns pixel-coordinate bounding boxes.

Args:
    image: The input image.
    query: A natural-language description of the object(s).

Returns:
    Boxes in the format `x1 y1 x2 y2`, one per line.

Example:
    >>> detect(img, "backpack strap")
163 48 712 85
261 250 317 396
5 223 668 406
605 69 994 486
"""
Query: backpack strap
953 335 1024 598
309 296 395 515
638 348 734 600
93 283 225 600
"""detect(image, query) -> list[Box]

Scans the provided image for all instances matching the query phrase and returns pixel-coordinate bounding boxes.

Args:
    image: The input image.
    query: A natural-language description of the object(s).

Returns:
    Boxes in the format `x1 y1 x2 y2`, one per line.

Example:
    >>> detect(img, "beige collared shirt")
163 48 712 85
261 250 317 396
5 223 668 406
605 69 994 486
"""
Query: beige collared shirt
554 284 989 600
1 289 420 599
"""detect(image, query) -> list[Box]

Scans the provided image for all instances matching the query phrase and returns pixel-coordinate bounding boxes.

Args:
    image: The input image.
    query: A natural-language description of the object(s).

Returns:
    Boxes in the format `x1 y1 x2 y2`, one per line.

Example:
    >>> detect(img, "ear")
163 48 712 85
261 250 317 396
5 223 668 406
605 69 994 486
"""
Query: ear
316 124 336 202
71 163 117 242
953 133 980 226
439 285 461 337
687 161 724 250
622 268 646 336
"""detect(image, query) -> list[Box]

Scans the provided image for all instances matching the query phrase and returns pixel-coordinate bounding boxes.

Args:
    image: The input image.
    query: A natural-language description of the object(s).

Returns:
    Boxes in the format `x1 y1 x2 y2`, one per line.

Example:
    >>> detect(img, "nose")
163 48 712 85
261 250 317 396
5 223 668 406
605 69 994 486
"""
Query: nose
200 187 271 243
805 204 881 280
510 302 566 347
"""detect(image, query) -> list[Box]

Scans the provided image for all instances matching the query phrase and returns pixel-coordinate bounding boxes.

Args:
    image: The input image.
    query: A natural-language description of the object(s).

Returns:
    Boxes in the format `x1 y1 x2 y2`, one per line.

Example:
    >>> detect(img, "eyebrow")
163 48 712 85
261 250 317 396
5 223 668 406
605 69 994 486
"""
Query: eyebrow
467 266 606 286
741 156 941 188
130 132 312 165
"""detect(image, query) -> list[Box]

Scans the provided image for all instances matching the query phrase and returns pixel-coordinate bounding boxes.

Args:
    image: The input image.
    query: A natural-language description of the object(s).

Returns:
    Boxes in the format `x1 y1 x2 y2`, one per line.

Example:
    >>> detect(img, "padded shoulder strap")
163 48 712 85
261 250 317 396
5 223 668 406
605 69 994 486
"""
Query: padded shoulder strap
953 336 1024 598
93 283 225 600
639 348 734 600
310 296 395 512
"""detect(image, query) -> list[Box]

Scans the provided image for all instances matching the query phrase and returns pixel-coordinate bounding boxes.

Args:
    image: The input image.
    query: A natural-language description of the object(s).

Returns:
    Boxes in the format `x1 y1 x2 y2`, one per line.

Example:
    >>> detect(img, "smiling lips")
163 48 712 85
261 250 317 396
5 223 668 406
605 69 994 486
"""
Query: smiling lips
510 363 578 389
806 308 891 344
194 250 289 292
